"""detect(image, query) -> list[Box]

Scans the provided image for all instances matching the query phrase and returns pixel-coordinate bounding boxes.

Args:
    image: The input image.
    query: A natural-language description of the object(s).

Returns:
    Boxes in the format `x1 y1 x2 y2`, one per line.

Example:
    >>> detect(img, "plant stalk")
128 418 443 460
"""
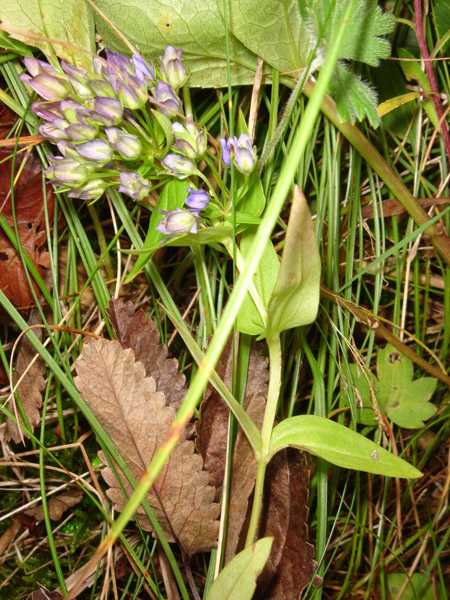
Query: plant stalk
245 332 282 547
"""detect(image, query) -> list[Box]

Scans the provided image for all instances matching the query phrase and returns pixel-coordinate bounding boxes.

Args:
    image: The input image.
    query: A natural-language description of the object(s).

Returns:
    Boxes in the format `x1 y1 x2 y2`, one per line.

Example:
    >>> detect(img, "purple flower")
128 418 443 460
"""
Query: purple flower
60 61 94 98
161 154 197 178
106 127 142 159
77 140 113 162
159 46 188 91
153 81 181 117
23 57 58 77
172 120 207 159
220 137 232 167
156 208 198 237
118 172 150 201
116 78 148 110
132 54 155 85
88 78 116 98
233 133 256 175
68 179 108 200
39 122 70 141
65 123 99 141
93 97 123 125
185 188 210 216
45 160 90 185
20 72 71 101
31 101 62 122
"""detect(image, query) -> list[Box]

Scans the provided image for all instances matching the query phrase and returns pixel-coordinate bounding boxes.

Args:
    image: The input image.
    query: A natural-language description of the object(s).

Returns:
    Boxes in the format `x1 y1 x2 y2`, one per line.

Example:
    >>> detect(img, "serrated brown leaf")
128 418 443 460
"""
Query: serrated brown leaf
107 298 186 411
0 150 54 309
5 311 45 443
196 338 269 500
75 338 219 555
24 489 83 522
256 450 319 599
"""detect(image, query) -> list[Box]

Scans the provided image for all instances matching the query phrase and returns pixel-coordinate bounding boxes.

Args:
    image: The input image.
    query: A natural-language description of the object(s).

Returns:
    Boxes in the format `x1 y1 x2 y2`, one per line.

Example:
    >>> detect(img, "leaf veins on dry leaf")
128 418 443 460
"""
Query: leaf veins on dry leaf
4 310 45 444
74 336 219 556
24 489 83 522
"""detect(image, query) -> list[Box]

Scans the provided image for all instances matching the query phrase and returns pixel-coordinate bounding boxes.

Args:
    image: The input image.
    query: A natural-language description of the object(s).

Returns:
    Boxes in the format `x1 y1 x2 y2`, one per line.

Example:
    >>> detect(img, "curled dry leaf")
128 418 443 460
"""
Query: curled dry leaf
24 489 83 522
107 298 186 411
0 150 54 309
74 337 219 555
5 310 45 443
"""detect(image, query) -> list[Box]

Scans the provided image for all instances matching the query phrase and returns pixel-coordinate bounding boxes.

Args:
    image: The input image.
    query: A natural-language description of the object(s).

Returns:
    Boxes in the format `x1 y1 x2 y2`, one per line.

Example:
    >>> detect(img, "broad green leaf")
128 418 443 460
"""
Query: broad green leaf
221 0 314 74
165 225 233 247
205 537 273 600
93 0 258 87
269 415 422 478
386 573 434 600
125 179 189 282
235 170 267 218
266 186 321 334
0 0 95 71
377 345 437 429
0 30 33 55
235 226 280 336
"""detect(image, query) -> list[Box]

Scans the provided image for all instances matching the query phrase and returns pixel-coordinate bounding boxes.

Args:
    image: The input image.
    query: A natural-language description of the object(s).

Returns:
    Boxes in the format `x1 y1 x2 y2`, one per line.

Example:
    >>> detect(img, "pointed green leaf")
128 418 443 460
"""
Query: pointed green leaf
205 537 273 600
267 186 321 334
269 415 422 478
125 179 189 282
236 226 280 336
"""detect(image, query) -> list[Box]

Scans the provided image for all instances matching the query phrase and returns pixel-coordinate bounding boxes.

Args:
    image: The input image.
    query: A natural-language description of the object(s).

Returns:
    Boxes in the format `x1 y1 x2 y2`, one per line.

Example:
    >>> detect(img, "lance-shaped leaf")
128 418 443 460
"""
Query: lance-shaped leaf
205 537 273 600
75 338 219 555
266 186 321 335
107 298 187 411
269 415 422 478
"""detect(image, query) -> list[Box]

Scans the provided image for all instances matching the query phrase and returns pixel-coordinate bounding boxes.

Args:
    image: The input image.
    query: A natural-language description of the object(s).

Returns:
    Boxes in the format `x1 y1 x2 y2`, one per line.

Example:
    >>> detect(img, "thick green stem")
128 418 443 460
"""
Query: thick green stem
245 332 282 547
304 80 450 267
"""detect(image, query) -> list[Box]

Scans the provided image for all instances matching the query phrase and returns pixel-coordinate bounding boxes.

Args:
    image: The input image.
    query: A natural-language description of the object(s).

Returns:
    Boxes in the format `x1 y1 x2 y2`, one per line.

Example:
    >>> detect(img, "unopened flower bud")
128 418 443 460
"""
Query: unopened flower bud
106 127 142 159
39 122 70 141
31 101 62 122
162 154 197 178
20 72 71 101
23 57 58 77
220 137 232 167
159 46 188 91
117 78 148 110
118 172 150 201
88 78 116 98
172 120 207 159
68 179 108 200
132 55 155 85
45 161 90 185
185 187 210 216
77 139 113 162
154 81 181 118
66 122 99 141
233 133 257 175
156 208 198 237
93 97 123 126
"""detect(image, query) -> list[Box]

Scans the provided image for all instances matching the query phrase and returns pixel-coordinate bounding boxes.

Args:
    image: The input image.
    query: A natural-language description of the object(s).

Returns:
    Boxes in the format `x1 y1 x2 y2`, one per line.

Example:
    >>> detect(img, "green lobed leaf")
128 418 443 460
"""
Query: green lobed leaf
93 0 259 87
220 0 315 74
377 345 438 429
205 537 273 600
235 226 280 336
269 415 422 478
125 179 189 282
266 186 321 334
0 0 95 71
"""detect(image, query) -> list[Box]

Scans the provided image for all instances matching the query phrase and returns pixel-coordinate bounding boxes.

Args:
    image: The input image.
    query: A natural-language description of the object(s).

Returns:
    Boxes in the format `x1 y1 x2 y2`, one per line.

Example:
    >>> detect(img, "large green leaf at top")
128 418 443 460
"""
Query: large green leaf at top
220 0 315 74
0 0 95 71
93 0 259 87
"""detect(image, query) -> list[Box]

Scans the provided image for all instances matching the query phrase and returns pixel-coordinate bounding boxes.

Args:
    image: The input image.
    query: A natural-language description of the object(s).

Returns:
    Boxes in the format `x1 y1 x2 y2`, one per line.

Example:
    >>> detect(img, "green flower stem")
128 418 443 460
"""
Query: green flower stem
86 202 114 282
244 331 282 547
303 79 450 267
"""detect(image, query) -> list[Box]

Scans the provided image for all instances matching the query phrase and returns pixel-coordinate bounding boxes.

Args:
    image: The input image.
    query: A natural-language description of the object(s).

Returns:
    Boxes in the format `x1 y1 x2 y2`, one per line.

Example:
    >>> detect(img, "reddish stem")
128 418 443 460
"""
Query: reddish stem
414 0 450 163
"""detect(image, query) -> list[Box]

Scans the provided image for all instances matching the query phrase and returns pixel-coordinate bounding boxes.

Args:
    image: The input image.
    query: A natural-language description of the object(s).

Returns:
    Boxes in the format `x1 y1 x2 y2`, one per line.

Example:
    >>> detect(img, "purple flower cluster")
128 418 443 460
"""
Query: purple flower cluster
20 46 192 201
156 187 210 239
220 133 256 175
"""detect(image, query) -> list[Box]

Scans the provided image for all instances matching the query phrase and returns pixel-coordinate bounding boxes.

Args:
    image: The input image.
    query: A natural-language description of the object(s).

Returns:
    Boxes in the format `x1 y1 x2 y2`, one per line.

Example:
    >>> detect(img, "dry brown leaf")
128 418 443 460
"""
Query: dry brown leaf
24 489 83 522
196 338 269 500
256 450 319 599
0 150 54 309
5 311 45 443
107 298 186 411
32 586 64 600
74 337 219 555
361 196 449 219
